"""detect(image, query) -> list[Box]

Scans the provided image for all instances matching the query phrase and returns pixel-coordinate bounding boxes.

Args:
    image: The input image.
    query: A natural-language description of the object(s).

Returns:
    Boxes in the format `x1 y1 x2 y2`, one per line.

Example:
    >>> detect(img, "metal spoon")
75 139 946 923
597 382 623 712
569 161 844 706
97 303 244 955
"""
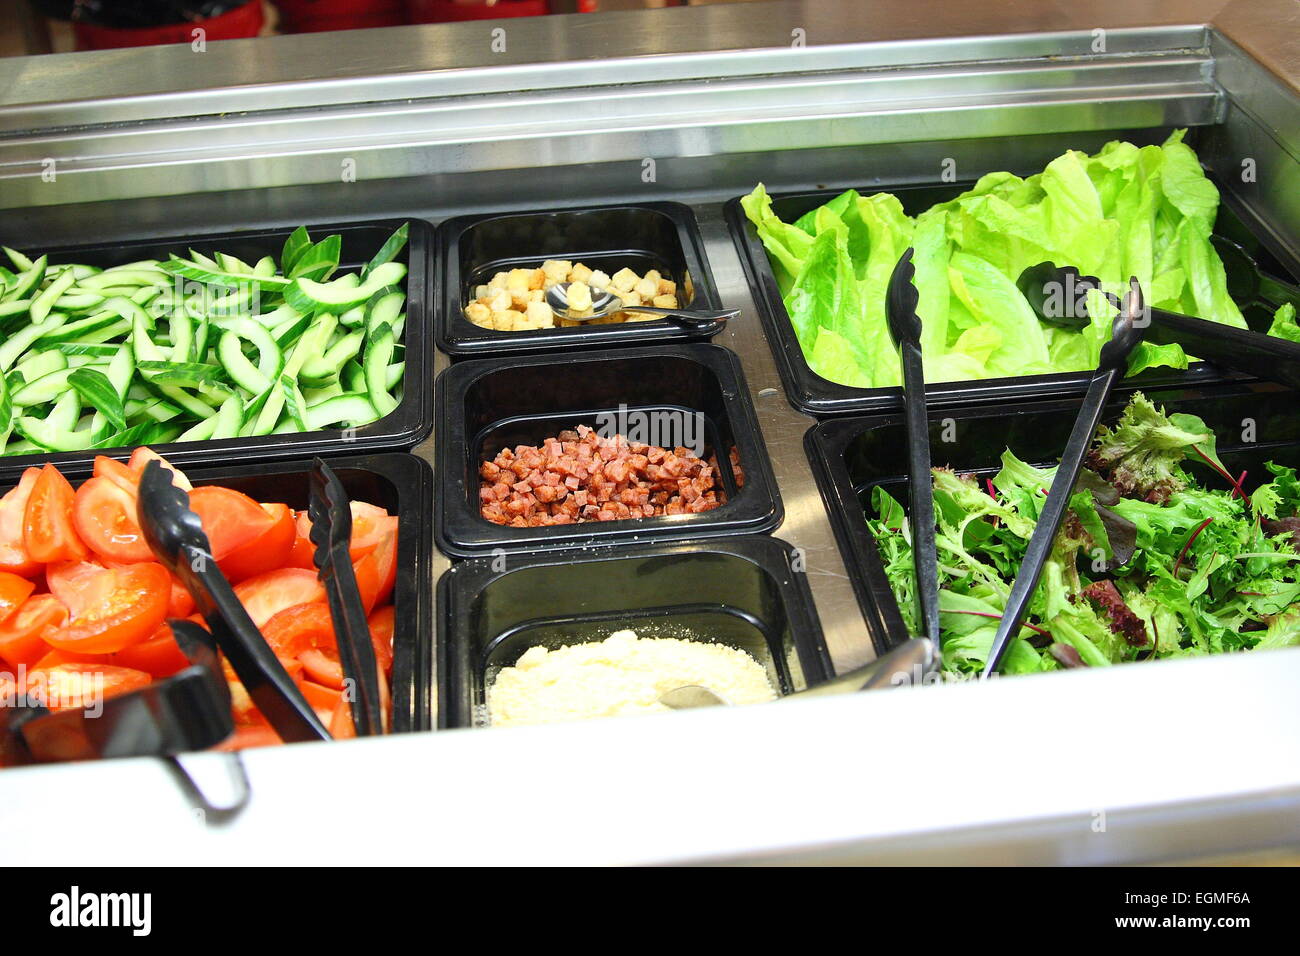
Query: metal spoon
982 279 1144 677
545 281 738 329
659 637 937 709
1017 261 1300 389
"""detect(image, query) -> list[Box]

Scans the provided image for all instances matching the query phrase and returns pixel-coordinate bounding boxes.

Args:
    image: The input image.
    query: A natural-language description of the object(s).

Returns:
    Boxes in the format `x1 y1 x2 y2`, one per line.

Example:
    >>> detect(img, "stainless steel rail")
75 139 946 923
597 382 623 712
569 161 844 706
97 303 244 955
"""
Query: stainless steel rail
0 0 1297 865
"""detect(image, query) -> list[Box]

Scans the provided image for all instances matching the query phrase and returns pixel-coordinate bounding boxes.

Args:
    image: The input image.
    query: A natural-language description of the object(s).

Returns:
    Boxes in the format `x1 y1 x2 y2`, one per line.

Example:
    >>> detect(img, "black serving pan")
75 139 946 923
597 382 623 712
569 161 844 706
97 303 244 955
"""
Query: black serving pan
0 219 433 477
29 452 436 736
725 175 1300 418
805 383 1300 656
435 343 782 557
436 535 832 729
436 201 724 356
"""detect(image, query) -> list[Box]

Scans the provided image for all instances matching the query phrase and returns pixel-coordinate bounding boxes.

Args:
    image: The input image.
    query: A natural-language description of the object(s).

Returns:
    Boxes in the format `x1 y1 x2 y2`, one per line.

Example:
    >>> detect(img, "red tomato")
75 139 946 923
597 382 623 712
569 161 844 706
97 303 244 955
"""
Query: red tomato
216 502 295 583
300 647 344 689
113 622 190 678
215 724 282 751
93 455 140 496
0 469 41 577
285 510 316 569
127 447 191 490
352 526 397 613
32 648 113 669
47 560 112 617
24 662 151 711
188 486 274 561
368 605 395 677
349 503 395 561
0 593 68 667
299 679 342 715
23 464 89 564
42 562 171 654
234 568 324 629
0 572 36 625
168 580 195 618
262 601 335 658
73 476 154 563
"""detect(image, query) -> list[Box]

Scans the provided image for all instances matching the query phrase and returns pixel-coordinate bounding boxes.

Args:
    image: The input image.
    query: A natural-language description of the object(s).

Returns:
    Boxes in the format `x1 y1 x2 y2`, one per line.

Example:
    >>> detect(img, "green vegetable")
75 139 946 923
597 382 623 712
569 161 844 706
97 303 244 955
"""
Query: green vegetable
742 131 1277 388
868 392 1300 677
0 224 410 456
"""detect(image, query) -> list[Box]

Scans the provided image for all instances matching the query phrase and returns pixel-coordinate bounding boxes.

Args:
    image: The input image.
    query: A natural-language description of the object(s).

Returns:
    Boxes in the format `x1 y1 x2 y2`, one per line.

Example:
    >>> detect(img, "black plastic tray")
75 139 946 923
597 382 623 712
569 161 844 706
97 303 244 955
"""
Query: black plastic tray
805 383 1300 656
436 535 832 729
725 177 1300 417
435 343 782 557
22 451 436 736
436 201 724 356
0 219 433 477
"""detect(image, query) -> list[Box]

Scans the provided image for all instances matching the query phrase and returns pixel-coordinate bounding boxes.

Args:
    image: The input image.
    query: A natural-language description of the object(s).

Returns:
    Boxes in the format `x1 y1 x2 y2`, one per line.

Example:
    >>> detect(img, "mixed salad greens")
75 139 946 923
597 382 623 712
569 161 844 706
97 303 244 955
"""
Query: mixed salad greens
869 393 1300 676
742 130 1298 388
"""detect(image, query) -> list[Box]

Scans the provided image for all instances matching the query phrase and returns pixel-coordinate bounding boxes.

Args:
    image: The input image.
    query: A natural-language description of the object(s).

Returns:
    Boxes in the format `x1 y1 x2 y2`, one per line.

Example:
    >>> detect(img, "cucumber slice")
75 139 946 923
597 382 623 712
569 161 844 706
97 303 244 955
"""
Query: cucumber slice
14 348 67 383
283 262 405 315
29 270 75 324
0 313 69 371
361 223 409 279
3 256 46 301
364 322 399 417
3 247 34 272
364 287 404 340
305 393 378 430
11 367 77 406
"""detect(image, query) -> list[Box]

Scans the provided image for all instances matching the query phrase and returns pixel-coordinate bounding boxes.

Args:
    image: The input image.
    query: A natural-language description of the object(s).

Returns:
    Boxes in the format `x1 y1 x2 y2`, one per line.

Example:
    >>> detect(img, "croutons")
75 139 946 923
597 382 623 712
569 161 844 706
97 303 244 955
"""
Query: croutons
465 260 682 332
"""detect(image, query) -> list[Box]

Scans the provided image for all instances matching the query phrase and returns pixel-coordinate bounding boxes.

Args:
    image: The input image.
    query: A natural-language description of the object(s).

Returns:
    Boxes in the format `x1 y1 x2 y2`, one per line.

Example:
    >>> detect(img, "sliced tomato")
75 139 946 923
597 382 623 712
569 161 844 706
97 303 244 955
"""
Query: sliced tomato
24 662 151 711
93 455 140 496
221 659 259 723
216 502 295 583
113 622 190 678
300 647 344 690
350 505 397 562
23 464 89 565
329 695 356 739
0 469 41 577
127 447 191 491
262 601 335 658
0 593 68 668
368 605 395 677
47 560 112 617
42 561 170 654
32 647 113 669
234 567 325 629
188 486 274 562
168 579 195 618
352 525 397 613
285 511 316 569
299 679 342 714
0 572 35 626
73 475 154 563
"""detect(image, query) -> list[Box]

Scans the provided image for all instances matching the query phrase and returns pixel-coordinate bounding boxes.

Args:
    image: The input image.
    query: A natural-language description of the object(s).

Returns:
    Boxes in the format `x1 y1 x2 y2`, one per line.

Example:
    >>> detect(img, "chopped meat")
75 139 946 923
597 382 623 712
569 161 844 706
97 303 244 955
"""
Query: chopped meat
478 426 727 527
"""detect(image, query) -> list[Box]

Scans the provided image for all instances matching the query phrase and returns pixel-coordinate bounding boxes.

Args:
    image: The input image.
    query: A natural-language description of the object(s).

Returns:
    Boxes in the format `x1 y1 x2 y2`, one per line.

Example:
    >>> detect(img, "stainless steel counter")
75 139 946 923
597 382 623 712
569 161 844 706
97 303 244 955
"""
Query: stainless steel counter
0 0 1297 865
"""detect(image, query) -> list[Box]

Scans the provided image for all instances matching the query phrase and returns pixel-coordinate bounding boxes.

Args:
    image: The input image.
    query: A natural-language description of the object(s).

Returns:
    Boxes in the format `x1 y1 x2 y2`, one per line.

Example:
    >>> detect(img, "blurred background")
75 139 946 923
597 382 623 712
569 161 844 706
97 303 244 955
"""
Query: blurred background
2 0 762 55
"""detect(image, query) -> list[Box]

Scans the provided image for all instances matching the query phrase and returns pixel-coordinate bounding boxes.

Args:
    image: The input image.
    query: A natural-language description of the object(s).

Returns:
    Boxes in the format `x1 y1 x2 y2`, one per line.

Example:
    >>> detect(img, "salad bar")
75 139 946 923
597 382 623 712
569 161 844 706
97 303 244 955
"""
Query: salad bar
0 0 1298 865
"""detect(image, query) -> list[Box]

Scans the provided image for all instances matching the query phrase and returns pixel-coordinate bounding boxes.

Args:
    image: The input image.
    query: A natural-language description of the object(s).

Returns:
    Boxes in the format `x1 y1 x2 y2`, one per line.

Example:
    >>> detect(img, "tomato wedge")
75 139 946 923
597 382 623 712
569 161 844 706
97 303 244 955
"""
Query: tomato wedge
24 662 151 711
73 476 154 563
128 447 191 490
114 621 193 678
216 502 295 583
23 464 89 564
234 568 325 629
188 486 275 563
368 605 395 676
300 647 344 689
348 502 394 561
0 572 35 626
285 511 316 569
42 562 170 654
0 593 68 668
262 601 335 658
93 455 140 496
353 526 398 612
47 560 112 617
0 469 41 577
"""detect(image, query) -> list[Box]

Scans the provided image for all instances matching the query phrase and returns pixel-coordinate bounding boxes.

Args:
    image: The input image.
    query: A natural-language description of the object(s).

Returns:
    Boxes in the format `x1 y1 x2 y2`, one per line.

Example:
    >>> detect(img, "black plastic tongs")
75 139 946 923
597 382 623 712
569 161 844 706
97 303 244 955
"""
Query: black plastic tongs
138 460 331 743
1018 261 1300 390
982 279 1145 677
308 458 384 737
0 620 232 765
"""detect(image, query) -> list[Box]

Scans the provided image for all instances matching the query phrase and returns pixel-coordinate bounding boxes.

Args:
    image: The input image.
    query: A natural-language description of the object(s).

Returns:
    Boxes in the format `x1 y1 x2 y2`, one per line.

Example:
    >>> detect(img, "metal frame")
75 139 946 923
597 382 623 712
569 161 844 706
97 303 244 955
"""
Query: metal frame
0 0 1297 865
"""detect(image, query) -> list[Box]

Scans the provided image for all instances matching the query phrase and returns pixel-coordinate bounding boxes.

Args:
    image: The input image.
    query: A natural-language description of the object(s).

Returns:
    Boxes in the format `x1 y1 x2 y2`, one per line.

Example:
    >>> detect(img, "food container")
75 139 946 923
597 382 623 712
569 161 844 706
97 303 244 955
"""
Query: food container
725 175 1300 417
43 450 436 733
804 384 1300 656
436 535 832 728
0 218 432 479
435 342 782 557
436 202 725 357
